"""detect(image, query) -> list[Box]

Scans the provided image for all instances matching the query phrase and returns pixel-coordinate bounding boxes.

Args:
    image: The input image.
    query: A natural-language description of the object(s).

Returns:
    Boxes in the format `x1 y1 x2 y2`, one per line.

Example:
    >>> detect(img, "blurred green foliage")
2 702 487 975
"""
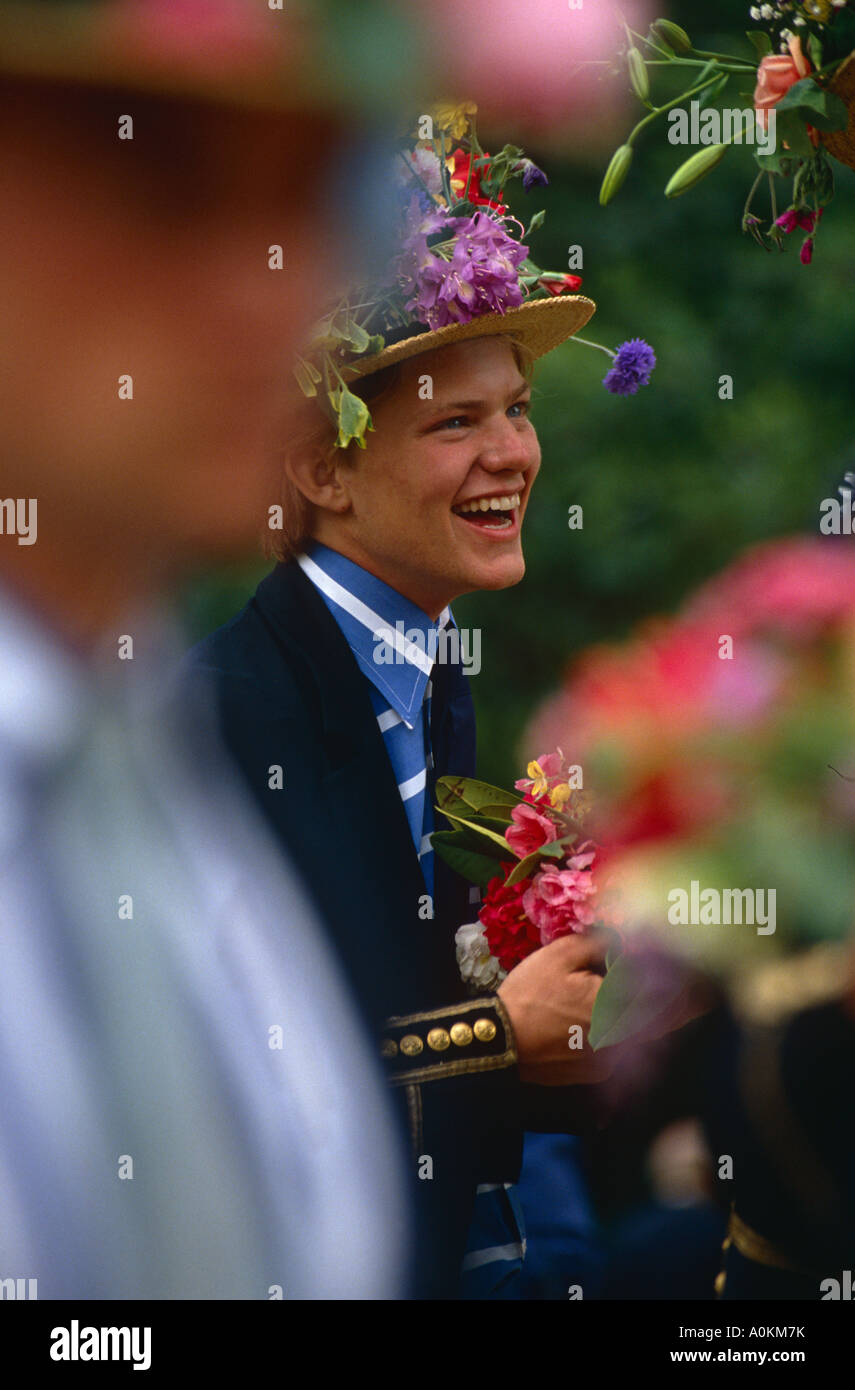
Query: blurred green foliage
180 0 855 789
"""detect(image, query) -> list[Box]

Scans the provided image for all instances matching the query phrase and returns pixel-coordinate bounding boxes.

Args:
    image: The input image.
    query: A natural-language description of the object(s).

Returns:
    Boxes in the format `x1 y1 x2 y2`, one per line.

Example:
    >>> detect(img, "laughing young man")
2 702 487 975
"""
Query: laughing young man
188 116 630 1296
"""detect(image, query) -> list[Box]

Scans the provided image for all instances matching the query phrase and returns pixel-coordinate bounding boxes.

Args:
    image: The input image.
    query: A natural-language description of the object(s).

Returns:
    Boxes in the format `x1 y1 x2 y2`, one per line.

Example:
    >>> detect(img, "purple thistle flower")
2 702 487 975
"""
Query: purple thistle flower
519 159 549 191
602 338 657 396
402 211 528 329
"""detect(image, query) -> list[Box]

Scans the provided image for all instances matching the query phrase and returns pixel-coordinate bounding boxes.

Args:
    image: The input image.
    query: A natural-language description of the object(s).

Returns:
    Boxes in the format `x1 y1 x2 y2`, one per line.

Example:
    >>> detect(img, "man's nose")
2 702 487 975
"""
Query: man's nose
476 415 535 472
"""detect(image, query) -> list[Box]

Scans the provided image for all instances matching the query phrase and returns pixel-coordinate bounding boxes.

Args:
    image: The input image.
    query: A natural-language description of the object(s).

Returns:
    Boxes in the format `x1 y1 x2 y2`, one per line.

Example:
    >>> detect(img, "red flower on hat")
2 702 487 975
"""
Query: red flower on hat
538 274 583 296
449 149 507 212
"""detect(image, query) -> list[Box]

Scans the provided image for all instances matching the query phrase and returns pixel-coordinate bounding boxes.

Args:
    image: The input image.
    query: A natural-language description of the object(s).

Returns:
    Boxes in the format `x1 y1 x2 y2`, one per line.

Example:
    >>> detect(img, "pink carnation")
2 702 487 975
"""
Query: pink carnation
505 802 558 859
522 850 597 945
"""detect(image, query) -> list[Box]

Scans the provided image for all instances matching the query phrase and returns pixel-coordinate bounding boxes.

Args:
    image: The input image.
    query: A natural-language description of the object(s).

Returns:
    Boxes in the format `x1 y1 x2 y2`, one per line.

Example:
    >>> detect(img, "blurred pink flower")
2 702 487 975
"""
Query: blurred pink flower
426 0 653 135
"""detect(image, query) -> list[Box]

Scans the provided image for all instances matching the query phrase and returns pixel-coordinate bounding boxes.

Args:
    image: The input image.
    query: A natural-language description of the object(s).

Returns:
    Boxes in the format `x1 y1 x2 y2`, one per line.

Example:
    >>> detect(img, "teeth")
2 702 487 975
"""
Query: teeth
454 492 520 515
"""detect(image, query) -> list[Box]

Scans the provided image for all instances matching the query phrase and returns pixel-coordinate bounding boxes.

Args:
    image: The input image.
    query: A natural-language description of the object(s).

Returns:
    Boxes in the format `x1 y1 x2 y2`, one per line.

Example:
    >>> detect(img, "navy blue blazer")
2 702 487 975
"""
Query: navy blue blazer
187 559 596 1294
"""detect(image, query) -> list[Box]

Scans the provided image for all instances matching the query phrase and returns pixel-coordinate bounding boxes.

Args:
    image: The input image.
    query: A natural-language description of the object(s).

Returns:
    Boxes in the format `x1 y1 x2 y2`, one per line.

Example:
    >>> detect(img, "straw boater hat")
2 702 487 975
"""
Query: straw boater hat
346 294 596 380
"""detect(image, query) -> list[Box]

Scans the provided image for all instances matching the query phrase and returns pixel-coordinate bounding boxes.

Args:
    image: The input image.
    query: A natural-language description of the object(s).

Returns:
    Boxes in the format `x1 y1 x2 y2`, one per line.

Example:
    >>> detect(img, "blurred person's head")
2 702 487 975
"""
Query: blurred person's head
278 335 541 619
0 74 346 635
0 0 428 643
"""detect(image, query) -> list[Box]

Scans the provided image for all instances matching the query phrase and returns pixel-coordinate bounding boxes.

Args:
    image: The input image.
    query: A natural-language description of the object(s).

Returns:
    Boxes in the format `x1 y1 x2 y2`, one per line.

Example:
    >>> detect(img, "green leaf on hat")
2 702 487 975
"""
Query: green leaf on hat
341 318 372 352
293 359 321 398
336 385 373 449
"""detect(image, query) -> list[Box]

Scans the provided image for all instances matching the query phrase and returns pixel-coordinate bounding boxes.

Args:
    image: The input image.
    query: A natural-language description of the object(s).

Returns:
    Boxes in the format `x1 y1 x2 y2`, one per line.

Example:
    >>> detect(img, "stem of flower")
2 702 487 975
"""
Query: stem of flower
626 66 722 145
742 169 764 223
568 335 616 361
768 172 785 250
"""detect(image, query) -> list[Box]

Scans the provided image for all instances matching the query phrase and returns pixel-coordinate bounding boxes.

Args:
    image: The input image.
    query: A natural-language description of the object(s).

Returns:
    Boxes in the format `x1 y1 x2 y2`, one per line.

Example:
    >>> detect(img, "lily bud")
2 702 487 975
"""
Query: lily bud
599 144 633 206
651 18 692 54
627 46 649 102
665 143 727 197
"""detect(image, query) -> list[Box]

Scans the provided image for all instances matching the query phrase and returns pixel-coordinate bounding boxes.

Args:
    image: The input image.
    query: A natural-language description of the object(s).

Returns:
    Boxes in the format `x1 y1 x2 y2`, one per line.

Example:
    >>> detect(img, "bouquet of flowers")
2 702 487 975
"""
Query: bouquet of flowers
528 536 855 1004
597 8 855 263
433 752 656 1049
294 101 656 449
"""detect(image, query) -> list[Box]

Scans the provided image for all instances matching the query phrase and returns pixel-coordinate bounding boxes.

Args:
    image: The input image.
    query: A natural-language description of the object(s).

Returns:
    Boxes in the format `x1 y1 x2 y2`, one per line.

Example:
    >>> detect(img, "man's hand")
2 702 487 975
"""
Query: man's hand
497 931 612 1086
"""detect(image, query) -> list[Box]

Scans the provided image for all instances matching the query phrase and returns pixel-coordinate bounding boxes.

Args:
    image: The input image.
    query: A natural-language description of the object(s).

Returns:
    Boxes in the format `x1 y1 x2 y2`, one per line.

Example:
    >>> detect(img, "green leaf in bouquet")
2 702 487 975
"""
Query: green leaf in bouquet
430 822 509 862
807 33 823 71
450 812 519 836
504 834 578 888
435 807 512 852
525 209 546 236
775 77 848 132
436 775 520 819
430 831 503 890
745 30 773 60
588 952 686 1051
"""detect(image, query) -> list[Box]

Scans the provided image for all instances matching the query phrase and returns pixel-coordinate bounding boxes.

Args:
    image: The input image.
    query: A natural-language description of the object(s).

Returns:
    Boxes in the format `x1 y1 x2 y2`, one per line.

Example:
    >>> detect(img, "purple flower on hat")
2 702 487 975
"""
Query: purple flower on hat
518 159 548 191
602 338 657 396
402 211 528 329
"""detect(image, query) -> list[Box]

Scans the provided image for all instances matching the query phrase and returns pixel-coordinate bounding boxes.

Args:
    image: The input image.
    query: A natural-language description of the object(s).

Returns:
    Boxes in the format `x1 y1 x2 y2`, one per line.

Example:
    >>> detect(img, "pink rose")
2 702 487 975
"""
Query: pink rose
505 802 558 859
522 853 597 945
754 35 811 132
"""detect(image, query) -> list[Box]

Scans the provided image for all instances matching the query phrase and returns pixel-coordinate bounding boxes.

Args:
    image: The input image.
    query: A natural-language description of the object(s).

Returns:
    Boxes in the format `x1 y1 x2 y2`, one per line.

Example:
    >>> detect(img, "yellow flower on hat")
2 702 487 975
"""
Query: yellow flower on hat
432 101 478 141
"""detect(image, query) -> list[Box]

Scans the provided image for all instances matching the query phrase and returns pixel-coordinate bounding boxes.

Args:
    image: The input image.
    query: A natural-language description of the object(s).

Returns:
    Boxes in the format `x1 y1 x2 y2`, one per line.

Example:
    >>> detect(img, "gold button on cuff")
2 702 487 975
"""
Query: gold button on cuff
381 1038 398 1059
426 1027 451 1052
400 1034 423 1057
449 1022 473 1047
473 1017 497 1043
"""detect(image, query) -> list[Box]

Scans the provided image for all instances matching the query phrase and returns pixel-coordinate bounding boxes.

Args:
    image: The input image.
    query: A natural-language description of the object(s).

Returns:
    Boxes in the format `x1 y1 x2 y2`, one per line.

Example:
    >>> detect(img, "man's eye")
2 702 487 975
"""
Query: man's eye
437 415 468 431
508 400 531 419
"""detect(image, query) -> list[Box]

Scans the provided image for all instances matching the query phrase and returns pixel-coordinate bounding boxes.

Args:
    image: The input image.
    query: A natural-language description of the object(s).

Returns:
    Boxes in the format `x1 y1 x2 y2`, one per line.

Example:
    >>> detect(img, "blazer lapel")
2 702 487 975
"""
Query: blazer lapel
254 562 427 895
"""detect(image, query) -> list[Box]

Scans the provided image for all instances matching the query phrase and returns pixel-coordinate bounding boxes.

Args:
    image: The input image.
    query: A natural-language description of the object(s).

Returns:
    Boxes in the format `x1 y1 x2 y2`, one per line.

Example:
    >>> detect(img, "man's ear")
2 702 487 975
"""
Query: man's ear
282 445 353 516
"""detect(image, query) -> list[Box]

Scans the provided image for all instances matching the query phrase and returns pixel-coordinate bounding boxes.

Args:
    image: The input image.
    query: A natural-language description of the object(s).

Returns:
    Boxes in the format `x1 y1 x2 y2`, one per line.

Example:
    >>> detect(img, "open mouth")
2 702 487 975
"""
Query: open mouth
451 491 520 532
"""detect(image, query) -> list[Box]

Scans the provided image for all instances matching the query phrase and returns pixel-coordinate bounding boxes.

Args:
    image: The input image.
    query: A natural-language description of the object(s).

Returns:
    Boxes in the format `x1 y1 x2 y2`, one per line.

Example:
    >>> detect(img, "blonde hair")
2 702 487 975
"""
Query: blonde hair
270 335 534 563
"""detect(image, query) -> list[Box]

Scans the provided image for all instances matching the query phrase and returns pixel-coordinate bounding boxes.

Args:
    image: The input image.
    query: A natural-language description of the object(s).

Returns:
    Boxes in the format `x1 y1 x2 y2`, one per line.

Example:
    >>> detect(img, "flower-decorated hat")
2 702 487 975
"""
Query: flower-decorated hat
296 102 656 448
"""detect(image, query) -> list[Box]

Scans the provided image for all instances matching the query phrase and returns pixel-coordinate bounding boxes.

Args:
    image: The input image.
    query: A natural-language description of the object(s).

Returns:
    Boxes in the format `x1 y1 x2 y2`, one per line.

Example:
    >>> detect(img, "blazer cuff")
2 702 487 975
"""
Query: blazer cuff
381 995 516 1086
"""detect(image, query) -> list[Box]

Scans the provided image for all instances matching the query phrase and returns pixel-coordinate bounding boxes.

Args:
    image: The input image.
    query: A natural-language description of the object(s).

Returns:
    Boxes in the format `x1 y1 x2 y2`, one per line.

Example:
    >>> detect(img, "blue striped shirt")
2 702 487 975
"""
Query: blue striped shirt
297 542 452 895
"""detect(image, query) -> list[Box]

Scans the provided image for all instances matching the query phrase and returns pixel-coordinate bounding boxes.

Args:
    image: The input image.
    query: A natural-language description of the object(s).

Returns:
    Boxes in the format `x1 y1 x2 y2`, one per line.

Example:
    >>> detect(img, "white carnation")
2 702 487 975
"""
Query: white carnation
454 922 507 992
